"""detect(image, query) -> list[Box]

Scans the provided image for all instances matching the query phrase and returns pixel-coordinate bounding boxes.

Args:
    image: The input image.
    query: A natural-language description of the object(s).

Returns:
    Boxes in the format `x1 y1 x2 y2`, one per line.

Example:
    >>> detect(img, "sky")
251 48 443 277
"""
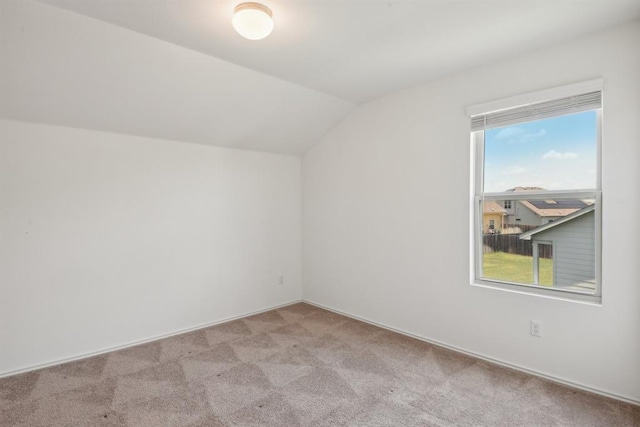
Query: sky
483 110 598 193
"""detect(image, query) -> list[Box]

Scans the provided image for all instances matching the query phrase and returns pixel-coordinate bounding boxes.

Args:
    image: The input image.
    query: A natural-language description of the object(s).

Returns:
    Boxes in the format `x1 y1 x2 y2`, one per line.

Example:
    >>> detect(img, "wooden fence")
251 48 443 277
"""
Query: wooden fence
483 233 553 259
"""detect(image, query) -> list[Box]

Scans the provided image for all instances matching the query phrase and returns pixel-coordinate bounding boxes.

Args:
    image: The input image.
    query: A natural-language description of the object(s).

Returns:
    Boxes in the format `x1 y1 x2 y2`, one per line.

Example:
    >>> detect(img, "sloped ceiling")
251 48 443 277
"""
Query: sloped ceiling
2 0 640 155
1 0 354 155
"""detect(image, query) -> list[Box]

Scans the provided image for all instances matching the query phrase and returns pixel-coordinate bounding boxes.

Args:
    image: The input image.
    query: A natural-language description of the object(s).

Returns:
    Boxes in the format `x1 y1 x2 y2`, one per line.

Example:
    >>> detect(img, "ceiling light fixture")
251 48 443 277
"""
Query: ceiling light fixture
232 3 273 41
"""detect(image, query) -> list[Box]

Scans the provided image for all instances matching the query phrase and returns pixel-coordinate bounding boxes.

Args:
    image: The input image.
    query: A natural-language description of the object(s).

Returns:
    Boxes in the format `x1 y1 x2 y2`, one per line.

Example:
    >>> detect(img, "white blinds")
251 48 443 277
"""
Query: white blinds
471 91 602 131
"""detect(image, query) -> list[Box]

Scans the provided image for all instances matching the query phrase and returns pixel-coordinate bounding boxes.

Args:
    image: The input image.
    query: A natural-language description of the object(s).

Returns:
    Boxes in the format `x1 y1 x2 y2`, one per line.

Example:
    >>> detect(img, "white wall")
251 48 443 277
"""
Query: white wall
303 21 640 402
0 119 301 375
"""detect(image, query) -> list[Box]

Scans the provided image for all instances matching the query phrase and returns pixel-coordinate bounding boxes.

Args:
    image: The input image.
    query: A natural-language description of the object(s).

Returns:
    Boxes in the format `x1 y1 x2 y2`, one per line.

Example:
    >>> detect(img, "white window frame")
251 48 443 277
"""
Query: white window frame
468 80 603 304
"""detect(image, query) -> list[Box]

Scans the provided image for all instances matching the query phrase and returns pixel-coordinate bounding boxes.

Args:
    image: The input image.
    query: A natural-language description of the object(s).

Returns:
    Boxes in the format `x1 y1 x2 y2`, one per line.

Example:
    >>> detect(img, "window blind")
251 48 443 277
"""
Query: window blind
471 91 601 131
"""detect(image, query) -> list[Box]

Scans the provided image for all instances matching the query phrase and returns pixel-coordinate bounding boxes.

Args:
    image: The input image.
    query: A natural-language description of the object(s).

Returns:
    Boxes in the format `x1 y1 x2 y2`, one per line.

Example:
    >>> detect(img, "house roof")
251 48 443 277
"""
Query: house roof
519 200 588 218
483 201 506 215
519 205 595 240
506 187 546 192
505 187 590 218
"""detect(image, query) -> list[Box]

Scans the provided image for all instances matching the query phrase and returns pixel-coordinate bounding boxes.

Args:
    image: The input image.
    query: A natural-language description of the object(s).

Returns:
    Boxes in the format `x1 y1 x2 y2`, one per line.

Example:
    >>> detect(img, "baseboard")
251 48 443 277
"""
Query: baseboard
0 299 302 379
303 299 640 407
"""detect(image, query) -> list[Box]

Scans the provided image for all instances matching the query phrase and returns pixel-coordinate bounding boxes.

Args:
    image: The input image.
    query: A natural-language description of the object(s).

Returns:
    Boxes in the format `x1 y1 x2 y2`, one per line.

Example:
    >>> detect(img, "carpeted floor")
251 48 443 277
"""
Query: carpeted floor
1 303 638 426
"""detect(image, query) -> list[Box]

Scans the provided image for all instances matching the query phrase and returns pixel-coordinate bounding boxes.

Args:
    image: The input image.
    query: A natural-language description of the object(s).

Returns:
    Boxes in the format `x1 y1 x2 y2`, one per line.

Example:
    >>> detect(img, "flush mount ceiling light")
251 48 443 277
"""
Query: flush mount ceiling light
232 2 273 40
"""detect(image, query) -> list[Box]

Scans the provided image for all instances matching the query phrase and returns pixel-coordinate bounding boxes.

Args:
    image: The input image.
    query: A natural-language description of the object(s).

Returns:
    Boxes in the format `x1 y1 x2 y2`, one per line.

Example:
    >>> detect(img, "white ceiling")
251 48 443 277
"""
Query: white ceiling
2 0 640 155
37 0 640 103
1 0 354 155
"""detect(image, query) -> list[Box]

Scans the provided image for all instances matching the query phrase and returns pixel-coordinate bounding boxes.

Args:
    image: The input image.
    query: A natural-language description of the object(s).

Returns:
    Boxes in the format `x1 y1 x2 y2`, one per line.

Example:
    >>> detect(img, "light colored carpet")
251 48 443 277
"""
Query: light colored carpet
0 303 638 426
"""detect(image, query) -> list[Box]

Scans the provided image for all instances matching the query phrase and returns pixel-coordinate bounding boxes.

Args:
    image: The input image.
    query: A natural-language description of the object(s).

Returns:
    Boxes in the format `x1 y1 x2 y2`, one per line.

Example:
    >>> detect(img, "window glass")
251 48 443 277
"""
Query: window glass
480 198 595 292
483 111 597 193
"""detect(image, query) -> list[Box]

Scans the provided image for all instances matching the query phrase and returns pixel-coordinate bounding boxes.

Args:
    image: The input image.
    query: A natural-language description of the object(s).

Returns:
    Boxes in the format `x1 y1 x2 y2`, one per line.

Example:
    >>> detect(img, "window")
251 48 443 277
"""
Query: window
469 81 602 302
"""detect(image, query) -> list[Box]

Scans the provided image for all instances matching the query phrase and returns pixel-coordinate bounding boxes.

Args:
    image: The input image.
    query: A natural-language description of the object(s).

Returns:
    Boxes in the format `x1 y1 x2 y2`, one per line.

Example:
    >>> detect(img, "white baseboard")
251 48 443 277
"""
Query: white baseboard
4 297 637 407
0 299 302 379
303 299 640 407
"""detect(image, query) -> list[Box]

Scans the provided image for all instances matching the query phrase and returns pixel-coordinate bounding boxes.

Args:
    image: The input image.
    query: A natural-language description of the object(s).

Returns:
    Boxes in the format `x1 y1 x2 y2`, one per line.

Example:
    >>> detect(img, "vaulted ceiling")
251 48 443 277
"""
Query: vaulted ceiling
2 0 640 155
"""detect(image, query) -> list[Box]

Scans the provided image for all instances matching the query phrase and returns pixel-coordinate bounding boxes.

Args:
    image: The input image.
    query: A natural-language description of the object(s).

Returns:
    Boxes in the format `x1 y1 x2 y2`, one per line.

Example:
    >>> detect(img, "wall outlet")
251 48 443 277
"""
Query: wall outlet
279 275 284 285
530 320 542 337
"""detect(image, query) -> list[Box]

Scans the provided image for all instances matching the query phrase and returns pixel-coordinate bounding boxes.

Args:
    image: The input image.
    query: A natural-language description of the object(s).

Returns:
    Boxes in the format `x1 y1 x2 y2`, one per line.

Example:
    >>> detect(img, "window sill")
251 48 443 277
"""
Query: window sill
471 279 602 306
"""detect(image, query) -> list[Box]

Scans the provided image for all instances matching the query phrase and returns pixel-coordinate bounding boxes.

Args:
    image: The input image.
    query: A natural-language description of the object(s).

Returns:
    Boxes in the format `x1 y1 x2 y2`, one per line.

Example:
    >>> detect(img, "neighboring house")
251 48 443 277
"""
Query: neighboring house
519 206 595 291
483 201 506 234
502 187 590 226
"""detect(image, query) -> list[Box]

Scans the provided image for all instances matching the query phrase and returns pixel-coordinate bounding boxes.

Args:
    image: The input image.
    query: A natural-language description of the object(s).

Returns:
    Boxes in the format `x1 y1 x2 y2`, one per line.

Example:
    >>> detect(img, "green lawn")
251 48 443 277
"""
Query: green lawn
483 252 553 286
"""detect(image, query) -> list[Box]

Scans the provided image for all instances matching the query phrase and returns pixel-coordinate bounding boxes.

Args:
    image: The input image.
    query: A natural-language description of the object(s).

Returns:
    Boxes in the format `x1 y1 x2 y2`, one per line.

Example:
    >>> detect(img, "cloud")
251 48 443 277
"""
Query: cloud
529 129 547 138
502 166 526 175
542 150 579 160
494 127 547 143
495 127 524 139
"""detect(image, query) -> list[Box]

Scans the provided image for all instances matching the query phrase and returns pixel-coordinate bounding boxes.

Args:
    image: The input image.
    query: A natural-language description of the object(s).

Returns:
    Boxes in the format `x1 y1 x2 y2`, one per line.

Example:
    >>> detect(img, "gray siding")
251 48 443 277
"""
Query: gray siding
509 201 542 226
532 211 595 290
507 201 563 227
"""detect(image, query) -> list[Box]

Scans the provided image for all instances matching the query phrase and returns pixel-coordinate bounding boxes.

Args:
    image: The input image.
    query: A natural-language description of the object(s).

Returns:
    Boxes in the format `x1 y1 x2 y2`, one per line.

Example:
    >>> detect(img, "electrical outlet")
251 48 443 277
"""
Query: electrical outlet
279 275 284 285
530 320 542 337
